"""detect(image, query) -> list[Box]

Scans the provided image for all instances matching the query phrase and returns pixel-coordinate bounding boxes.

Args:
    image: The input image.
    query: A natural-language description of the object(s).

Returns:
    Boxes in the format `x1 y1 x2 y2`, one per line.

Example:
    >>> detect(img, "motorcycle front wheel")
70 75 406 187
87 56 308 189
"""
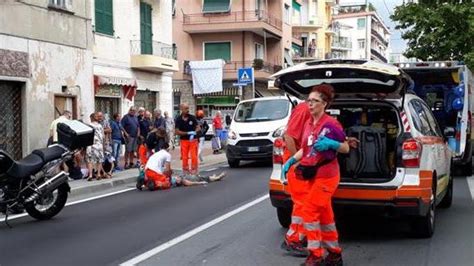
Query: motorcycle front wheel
24 183 69 220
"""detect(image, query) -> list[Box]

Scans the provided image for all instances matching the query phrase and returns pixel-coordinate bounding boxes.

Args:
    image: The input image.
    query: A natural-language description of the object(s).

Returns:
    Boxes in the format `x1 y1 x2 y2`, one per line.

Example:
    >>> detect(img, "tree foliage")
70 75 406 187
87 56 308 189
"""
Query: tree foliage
391 1 474 69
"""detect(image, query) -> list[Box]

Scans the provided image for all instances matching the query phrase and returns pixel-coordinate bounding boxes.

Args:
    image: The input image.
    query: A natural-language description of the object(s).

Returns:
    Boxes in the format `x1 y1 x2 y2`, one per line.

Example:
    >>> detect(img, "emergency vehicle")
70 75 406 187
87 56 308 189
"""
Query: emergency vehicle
269 60 455 238
394 61 473 175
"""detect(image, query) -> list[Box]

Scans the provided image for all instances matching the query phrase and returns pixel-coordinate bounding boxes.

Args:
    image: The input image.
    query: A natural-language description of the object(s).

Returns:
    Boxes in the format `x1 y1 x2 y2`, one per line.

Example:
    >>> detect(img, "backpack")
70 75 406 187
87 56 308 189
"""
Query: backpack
342 126 390 179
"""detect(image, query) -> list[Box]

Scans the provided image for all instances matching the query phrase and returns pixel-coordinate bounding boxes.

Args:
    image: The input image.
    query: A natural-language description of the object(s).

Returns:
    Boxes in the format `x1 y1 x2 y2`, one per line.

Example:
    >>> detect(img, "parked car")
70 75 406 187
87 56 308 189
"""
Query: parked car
203 117 214 140
226 96 299 168
269 60 454 238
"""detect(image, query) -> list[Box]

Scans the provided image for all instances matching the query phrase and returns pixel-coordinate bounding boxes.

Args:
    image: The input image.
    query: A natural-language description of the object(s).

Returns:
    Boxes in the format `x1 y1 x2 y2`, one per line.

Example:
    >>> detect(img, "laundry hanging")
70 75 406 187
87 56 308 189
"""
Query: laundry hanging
189 59 225 95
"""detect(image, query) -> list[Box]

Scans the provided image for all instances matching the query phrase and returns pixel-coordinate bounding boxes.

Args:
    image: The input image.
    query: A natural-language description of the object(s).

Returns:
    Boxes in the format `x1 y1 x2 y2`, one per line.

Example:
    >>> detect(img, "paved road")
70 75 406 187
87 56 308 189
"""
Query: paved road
0 162 272 266
140 176 474 266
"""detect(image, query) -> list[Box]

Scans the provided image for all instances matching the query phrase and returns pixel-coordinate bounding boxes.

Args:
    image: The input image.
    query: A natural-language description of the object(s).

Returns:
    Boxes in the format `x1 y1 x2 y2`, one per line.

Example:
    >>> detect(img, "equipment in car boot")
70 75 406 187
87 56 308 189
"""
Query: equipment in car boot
344 126 390 179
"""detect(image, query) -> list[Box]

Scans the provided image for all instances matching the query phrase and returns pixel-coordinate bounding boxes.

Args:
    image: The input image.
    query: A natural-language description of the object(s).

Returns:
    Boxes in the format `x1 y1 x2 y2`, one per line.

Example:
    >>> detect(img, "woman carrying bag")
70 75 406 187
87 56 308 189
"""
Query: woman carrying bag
282 84 350 266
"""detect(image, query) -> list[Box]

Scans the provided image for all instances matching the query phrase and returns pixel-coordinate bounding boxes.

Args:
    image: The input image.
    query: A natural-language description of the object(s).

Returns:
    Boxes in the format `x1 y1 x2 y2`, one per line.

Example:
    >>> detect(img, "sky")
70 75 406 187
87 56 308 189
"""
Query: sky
338 0 408 54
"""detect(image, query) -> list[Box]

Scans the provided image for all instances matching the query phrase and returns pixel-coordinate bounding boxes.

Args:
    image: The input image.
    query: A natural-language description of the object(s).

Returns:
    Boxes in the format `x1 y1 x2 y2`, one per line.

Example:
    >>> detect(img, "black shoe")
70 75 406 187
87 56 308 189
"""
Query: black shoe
281 240 308 257
302 254 325 266
325 251 343 266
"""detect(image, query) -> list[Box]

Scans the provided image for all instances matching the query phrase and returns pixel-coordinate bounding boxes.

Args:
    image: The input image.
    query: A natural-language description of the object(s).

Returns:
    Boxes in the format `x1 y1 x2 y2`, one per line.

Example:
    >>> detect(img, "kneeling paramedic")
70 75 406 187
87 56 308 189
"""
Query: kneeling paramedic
282 84 350 266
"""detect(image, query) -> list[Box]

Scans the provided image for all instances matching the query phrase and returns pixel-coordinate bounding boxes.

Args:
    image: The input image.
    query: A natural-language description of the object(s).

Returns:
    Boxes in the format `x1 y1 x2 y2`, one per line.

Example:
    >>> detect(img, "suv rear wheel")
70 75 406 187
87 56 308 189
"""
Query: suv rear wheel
438 175 453 208
277 207 291 228
411 181 436 238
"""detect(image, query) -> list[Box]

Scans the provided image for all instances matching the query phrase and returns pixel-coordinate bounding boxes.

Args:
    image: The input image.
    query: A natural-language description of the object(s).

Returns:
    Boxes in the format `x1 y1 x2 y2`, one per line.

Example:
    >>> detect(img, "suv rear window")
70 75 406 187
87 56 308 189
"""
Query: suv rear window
234 99 289 122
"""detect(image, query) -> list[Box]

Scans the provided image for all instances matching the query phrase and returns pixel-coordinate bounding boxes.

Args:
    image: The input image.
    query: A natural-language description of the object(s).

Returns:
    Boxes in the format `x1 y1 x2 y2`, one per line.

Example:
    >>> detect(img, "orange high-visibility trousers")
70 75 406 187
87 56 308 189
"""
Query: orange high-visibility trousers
180 139 198 174
145 169 171 190
285 165 311 243
302 175 341 258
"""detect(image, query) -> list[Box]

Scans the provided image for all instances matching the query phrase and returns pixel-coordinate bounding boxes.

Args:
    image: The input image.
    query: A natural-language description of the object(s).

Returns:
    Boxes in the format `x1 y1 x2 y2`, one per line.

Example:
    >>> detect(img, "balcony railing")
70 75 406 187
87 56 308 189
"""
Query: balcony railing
370 48 388 63
331 38 352 49
292 48 325 60
224 60 278 73
183 10 282 31
130 40 177 60
371 29 389 47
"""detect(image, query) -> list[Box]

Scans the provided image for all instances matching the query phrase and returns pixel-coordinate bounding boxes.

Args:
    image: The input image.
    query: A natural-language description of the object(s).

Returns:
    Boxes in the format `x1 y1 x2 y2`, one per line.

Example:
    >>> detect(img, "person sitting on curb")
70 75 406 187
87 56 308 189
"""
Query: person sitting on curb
141 142 225 191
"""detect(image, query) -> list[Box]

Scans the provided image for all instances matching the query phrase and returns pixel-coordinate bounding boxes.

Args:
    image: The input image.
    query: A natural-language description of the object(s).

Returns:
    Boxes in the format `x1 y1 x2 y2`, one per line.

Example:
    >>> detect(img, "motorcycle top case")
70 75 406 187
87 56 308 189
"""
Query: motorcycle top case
57 120 94 149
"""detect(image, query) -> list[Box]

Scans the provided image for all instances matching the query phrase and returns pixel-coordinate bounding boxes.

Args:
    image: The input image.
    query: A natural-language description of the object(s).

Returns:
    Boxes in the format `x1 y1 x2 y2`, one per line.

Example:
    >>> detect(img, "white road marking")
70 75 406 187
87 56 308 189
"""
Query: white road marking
1 187 135 223
467 176 474 200
204 167 218 172
120 194 269 266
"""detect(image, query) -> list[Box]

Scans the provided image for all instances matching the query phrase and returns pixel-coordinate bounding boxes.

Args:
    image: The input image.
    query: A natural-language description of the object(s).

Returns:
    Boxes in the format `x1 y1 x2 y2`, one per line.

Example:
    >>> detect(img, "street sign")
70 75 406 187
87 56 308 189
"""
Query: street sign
238 67 254 84
233 83 248 87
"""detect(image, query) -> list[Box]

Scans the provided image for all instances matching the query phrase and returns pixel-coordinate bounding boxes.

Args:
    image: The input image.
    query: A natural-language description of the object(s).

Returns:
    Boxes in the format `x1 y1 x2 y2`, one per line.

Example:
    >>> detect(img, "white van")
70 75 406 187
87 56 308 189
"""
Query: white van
226 96 298 167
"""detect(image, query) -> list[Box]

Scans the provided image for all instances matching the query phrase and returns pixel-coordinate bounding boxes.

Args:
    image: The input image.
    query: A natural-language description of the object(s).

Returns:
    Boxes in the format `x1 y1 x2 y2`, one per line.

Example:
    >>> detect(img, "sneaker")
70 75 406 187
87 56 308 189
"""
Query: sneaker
281 240 308 257
302 254 325 266
325 251 343 266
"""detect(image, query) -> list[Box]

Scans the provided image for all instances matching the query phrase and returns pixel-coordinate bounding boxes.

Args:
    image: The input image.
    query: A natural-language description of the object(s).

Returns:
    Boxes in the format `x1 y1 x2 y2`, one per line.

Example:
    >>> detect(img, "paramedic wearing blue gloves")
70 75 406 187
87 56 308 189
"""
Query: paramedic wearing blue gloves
175 103 200 175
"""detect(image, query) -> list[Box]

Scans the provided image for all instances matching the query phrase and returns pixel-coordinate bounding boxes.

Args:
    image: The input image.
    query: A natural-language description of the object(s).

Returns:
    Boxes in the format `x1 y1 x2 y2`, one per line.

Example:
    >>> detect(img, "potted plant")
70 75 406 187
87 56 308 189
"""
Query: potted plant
253 58 264 70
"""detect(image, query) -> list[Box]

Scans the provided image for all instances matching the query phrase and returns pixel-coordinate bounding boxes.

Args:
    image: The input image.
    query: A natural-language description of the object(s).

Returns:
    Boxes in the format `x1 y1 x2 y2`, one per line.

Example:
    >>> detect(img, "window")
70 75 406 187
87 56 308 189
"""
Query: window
204 42 231 62
255 43 264 60
234 99 290 122
140 1 153 55
358 39 365 49
172 0 176 17
409 100 436 136
95 0 114 35
284 4 290 24
202 0 231 13
292 0 301 24
357 18 366 30
49 0 68 9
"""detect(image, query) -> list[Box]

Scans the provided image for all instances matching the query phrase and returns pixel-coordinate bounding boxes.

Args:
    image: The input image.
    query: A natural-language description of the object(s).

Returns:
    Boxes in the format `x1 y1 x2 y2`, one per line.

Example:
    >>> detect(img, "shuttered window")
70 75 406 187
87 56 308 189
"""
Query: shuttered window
202 0 231 13
140 2 153 55
204 42 231 62
292 0 301 11
95 0 114 35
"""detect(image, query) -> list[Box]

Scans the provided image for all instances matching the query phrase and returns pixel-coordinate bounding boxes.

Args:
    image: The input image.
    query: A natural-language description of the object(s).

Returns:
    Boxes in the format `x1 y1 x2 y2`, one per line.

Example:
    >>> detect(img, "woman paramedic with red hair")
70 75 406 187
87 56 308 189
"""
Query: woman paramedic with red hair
282 84 350 266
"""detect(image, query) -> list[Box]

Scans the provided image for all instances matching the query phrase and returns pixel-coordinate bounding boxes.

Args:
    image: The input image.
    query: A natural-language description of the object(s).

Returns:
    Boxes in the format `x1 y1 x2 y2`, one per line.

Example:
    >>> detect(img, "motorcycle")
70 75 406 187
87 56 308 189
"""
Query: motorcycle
0 120 94 226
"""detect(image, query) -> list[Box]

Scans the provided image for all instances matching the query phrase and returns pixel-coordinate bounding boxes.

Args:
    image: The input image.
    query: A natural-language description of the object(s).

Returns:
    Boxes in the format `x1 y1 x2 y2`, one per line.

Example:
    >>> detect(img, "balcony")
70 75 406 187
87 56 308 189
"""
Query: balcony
292 31 303 46
224 61 279 80
371 28 389 47
325 0 337 6
292 48 325 63
331 38 352 50
292 17 324 29
370 48 388 63
130 41 179 72
183 10 283 38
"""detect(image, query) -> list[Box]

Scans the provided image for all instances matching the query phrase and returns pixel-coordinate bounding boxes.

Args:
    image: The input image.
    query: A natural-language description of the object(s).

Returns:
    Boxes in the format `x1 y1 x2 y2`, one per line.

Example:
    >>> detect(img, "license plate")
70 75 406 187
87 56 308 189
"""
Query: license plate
248 147 259 152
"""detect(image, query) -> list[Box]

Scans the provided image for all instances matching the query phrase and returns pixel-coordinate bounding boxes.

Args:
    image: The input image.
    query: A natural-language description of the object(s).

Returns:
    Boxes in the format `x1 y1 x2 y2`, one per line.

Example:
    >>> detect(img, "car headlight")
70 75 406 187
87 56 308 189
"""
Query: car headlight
272 126 286 138
229 130 237 140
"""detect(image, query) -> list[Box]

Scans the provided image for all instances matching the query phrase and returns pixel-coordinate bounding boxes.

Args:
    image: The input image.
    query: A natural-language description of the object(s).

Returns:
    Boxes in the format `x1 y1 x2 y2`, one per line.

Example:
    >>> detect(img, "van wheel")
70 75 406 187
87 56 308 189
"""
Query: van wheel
277 207 291 228
439 175 453 208
411 185 436 238
460 158 472 176
228 159 240 168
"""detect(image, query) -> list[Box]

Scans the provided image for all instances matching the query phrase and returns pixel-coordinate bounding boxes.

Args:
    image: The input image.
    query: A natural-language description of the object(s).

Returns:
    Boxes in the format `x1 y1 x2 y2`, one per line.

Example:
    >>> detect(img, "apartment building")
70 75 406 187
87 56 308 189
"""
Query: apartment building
291 0 338 63
0 0 94 159
92 0 178 117
172 0 293 116
332 4 391 62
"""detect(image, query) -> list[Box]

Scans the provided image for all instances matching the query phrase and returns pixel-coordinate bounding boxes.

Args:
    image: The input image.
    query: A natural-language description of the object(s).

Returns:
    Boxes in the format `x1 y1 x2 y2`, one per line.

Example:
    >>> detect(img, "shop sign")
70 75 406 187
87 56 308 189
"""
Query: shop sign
96 85 121 97
197 96 237 105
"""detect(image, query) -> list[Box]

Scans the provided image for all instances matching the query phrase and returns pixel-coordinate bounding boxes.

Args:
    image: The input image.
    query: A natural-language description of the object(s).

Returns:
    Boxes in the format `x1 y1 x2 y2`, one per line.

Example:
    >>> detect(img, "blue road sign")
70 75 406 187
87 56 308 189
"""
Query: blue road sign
238 67 254 84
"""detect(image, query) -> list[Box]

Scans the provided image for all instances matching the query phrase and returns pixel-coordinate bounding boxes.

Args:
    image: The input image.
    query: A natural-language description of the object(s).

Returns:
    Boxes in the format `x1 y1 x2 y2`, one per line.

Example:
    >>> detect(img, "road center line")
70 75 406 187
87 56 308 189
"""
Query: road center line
1 187 135 223
120 194 270 266
467 176 474 201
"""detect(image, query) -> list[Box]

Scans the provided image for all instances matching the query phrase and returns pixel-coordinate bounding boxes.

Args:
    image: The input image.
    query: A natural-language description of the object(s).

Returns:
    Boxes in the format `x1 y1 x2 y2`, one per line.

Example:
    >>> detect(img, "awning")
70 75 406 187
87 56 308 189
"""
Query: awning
202 0 231 13
94 75 137 100
292 0 301 12
195 87 239 96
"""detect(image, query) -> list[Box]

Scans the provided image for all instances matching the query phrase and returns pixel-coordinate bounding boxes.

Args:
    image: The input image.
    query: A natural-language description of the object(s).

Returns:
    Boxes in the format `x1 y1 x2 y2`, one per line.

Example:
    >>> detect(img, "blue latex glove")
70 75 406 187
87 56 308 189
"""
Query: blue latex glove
187 131 196 135
282 157 297 179
314 136 341 152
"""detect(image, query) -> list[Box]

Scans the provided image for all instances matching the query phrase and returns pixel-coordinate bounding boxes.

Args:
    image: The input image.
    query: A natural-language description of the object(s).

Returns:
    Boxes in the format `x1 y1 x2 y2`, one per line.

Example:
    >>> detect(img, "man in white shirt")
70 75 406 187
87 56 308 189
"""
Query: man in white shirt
143 142 226 190
49 110 72 144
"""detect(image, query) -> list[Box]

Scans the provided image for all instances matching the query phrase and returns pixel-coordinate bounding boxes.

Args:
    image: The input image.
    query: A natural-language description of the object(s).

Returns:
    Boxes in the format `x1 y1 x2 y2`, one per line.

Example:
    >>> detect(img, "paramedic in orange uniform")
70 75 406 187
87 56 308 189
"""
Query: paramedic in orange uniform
283 84 350 266
281 102 312 257
175 103 200 175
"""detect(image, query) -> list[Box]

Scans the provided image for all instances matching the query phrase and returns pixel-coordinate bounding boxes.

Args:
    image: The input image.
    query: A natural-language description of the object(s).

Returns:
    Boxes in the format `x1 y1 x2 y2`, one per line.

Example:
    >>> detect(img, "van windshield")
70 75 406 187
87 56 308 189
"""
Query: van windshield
234 99 289 122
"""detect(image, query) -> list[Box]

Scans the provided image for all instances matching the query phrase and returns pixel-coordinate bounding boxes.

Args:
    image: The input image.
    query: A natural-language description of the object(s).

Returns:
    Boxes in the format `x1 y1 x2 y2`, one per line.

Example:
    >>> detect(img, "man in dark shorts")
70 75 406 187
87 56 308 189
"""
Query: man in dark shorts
121 106 140 169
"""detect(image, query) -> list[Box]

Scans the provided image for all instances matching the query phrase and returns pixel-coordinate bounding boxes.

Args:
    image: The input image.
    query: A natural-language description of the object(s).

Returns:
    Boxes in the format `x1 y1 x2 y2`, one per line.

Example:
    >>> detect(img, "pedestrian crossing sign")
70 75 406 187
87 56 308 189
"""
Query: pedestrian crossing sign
238 67 254 85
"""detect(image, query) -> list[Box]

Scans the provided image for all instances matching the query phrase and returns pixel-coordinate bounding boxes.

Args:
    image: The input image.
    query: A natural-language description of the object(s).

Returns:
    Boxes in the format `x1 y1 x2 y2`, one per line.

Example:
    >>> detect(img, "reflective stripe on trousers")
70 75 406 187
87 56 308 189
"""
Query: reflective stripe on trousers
286 216 303 238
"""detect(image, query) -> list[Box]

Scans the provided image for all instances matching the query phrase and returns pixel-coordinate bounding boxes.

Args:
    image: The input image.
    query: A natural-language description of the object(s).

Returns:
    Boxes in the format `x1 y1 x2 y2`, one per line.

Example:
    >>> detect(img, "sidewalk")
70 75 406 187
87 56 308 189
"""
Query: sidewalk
69 141 227 199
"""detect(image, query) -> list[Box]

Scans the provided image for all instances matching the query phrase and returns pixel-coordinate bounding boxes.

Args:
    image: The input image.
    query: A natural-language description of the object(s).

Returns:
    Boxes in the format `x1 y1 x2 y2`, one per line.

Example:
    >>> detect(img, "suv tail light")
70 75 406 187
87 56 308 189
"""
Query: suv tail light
273 137 285 164
402 139 422 168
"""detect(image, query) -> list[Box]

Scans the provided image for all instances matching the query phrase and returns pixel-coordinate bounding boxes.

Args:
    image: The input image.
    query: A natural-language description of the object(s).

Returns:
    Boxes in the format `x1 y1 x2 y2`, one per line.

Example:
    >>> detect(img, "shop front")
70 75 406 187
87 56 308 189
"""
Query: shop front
196 87 240 118
94 75 137 117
